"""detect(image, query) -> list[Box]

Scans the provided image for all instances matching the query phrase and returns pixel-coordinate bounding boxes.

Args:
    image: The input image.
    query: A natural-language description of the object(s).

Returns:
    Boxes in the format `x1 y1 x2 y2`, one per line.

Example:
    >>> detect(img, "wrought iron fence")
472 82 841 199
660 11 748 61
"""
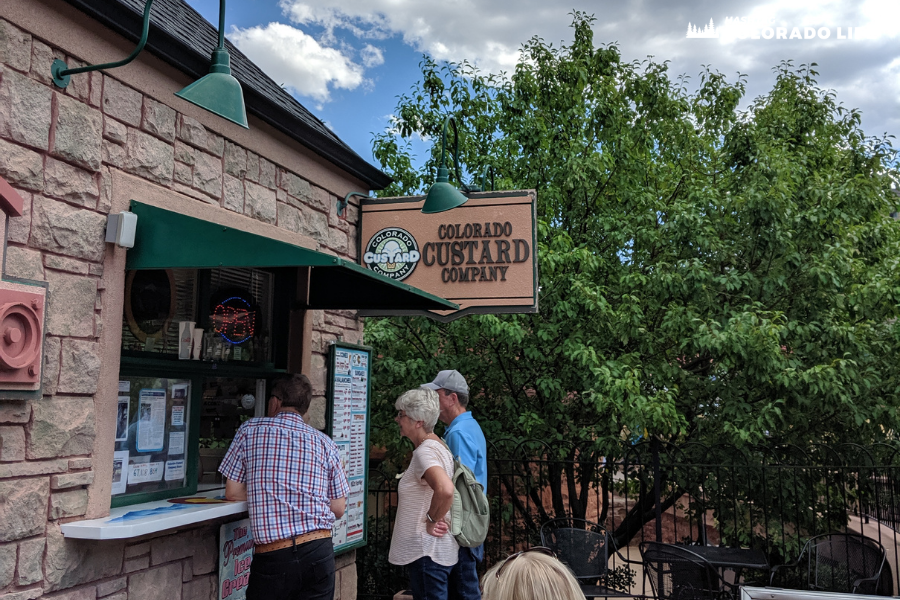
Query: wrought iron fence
357 440 900 600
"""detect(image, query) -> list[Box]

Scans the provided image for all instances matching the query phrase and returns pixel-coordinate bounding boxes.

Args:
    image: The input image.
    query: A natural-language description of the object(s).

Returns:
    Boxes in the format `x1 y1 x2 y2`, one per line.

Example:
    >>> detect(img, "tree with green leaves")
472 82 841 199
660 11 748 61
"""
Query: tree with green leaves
365 12 900 544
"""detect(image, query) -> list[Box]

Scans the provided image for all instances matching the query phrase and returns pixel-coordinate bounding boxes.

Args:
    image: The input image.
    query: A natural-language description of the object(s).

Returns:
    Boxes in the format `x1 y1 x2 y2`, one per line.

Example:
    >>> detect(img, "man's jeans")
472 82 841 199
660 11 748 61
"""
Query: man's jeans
246 537 334 600
408 555 454 600
448 545 483 600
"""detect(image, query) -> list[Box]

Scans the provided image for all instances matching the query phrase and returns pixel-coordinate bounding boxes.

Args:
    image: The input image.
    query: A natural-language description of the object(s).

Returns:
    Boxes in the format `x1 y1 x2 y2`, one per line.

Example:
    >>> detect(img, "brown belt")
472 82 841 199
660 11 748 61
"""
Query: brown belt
255 529 332 553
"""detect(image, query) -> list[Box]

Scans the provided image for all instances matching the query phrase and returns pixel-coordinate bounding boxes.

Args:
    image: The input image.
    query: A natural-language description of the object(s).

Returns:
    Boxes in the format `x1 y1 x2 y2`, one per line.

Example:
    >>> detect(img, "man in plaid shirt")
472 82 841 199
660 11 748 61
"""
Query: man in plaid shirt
221 373 350 600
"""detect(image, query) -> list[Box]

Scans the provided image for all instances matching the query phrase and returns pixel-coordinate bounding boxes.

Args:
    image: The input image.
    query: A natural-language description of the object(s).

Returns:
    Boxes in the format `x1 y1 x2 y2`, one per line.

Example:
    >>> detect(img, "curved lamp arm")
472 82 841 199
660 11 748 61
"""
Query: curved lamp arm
51 0 156 88
338 191 372 217
421 115 472 213
437 118 495 193
438 116 466 189
473 164 495 192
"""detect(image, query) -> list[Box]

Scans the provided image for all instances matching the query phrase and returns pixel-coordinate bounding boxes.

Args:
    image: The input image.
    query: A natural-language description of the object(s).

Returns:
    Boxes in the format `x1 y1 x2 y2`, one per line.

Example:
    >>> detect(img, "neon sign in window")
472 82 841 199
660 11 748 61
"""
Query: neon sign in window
212 296 255 345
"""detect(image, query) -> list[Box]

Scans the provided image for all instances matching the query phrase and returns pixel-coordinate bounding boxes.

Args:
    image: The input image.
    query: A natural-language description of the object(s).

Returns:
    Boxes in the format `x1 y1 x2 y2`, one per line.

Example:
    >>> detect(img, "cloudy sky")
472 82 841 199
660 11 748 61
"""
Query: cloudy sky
183 0 900 169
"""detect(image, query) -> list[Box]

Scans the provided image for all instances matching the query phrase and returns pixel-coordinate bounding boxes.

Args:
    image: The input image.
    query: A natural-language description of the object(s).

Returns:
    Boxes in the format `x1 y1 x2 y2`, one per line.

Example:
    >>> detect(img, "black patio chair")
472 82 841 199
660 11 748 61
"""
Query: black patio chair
768 532 886 594
540 517 636 598
640 541 739 600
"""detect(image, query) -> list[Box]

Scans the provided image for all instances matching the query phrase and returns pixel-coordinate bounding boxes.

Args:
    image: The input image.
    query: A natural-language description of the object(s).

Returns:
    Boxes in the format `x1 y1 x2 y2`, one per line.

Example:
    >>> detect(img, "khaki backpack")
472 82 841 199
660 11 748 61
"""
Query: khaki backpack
440 440 490 547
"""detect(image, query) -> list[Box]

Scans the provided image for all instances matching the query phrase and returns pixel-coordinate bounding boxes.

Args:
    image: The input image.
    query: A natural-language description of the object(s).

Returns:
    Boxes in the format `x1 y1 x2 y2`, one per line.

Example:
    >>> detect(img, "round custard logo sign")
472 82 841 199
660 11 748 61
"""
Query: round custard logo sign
363 227 421 281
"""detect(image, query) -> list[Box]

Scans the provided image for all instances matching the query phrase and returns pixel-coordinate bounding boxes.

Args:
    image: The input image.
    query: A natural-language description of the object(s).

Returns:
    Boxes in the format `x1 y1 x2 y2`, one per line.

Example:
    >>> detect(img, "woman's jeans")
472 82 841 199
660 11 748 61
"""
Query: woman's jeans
449 545 484 600
246 538 335 600
408 555 454 600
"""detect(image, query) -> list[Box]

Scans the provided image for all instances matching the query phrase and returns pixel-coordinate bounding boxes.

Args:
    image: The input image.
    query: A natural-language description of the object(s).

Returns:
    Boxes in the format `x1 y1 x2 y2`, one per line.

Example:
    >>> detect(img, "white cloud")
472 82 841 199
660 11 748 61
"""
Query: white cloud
261 0 900 137
276 0 544 73
361 44 385 68
230 22 364 102
274 0 900 76
859 0 900 39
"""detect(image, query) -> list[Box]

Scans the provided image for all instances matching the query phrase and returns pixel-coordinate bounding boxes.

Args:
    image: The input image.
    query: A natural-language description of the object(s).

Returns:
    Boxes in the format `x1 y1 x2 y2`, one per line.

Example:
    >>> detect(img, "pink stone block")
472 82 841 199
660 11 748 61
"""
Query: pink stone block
0 280 46 391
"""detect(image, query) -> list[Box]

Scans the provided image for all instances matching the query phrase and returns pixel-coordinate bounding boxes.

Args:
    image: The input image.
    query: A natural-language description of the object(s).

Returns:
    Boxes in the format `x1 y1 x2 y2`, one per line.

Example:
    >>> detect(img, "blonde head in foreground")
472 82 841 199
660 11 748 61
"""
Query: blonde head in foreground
482 549 586 600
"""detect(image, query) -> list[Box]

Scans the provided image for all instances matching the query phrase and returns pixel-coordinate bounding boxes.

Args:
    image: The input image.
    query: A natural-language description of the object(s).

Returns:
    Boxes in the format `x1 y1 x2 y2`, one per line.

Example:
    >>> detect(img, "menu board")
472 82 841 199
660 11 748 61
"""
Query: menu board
326 341 372 554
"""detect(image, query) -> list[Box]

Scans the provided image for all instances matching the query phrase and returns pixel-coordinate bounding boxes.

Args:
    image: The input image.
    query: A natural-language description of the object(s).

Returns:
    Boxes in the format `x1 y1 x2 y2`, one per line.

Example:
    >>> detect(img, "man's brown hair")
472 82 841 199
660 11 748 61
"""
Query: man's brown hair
271 373 312 414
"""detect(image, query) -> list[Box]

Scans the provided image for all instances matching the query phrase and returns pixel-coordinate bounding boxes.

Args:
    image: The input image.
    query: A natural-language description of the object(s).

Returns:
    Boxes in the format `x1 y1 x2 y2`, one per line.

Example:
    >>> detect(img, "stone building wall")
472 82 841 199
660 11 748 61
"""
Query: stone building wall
0 13 364 600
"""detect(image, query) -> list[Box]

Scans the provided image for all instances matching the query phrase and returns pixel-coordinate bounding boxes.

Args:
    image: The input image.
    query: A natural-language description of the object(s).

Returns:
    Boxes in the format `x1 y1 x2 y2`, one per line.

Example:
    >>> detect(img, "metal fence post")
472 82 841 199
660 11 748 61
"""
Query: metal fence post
652 437 663 543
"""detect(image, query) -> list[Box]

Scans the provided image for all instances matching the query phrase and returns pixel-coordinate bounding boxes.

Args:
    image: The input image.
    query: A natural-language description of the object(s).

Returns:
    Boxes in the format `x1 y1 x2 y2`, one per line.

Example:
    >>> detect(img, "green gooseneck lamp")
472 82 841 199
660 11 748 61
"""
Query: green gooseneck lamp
337 192 371 217
175 0 248 129
421 116 471 214
51 0 248 129
51 0 156 88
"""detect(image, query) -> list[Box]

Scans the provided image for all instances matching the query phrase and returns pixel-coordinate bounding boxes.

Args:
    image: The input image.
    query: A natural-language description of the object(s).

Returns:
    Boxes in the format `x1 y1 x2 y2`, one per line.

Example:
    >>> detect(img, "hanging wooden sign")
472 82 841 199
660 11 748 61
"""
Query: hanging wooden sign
358 190 538 321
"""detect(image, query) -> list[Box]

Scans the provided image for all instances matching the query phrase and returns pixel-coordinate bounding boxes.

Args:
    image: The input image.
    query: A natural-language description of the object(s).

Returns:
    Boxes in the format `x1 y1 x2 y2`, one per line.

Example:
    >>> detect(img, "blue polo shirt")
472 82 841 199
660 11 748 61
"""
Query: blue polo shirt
443 411 487 491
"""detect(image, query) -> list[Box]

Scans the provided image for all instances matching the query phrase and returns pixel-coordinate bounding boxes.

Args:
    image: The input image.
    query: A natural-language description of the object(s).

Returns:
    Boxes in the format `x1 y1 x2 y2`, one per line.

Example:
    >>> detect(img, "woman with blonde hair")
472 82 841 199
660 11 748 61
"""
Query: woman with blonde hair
482 547 586 600
388 388 458 599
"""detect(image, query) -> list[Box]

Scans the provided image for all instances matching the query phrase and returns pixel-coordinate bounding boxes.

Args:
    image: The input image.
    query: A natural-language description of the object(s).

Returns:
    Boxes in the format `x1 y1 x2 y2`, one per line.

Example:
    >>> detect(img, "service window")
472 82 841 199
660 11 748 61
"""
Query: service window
113 267 287 507
197 376 265 489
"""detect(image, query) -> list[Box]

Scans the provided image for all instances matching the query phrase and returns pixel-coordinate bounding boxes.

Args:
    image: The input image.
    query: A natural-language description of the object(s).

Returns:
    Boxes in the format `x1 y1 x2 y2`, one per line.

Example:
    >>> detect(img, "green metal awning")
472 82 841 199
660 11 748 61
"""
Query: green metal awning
125 201 457 311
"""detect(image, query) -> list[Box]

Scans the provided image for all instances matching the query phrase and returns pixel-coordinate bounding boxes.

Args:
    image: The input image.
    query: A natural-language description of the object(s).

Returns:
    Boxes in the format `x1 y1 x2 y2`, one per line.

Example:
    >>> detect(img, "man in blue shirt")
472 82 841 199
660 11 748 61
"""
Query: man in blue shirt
423 369 487 600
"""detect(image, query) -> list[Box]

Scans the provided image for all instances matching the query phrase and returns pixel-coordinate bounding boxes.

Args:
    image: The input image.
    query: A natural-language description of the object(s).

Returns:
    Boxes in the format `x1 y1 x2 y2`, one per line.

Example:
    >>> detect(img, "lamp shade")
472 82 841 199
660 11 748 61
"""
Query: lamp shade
422 166 468 214
176 48 248 129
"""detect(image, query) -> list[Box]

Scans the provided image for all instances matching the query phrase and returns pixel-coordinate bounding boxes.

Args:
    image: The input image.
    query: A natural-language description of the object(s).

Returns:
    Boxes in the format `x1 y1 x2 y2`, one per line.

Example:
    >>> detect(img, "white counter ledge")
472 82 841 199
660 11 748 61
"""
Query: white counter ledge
60 489 248 540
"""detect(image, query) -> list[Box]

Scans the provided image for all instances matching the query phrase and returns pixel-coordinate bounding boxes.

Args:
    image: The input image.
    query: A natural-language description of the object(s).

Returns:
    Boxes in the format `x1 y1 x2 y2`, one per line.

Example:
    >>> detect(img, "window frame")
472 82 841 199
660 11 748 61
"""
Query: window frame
113 357 286 508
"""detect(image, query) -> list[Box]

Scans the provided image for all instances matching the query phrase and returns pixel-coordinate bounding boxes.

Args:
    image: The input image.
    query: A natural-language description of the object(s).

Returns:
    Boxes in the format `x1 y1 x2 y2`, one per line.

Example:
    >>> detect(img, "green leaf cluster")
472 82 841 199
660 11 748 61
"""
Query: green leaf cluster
366 13 900 464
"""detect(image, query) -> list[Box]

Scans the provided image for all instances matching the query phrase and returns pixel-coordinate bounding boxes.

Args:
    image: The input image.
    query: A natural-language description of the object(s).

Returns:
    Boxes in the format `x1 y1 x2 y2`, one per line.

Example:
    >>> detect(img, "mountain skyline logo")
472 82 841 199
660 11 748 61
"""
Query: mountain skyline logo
687 19 719 38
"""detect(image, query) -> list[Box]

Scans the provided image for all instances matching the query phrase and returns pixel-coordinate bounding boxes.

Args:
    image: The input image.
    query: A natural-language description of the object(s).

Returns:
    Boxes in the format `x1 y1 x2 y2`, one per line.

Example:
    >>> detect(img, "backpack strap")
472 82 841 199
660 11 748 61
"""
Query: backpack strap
437 437 459 461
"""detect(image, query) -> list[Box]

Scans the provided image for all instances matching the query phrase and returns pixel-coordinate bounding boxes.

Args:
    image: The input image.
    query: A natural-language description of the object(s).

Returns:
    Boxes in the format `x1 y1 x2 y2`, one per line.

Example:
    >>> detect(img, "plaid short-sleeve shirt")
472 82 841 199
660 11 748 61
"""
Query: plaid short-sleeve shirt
219 411 350 545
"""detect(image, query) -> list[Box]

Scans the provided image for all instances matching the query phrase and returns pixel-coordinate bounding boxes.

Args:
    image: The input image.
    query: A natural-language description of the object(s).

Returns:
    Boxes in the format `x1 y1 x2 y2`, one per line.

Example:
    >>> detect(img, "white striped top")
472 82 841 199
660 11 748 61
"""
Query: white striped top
388 439 459 567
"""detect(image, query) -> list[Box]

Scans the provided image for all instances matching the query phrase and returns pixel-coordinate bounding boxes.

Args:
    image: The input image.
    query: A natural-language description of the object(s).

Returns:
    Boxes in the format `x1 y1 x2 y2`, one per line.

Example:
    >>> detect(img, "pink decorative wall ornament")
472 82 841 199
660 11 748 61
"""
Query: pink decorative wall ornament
0 176 47 396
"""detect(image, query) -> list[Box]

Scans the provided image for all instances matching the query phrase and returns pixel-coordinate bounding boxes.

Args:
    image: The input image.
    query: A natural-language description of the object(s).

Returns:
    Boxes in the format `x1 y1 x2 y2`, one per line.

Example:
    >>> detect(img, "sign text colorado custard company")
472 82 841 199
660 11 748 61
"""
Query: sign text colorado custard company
358 191 538 320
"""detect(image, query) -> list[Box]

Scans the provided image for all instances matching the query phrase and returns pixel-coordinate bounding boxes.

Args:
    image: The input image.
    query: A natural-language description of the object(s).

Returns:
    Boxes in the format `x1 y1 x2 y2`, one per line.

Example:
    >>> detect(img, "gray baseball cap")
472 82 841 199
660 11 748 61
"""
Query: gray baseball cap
422 370 469 395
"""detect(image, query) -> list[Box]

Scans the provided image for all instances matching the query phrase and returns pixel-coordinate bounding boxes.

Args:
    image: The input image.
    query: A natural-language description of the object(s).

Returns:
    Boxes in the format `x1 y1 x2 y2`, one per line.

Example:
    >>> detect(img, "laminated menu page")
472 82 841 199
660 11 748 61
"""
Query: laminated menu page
327 342 372 553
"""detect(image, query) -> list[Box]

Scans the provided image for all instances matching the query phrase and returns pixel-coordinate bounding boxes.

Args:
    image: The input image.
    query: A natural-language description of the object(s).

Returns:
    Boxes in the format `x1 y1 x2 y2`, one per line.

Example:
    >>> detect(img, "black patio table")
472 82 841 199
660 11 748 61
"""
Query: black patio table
683 545 769 571
671 544 770 589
